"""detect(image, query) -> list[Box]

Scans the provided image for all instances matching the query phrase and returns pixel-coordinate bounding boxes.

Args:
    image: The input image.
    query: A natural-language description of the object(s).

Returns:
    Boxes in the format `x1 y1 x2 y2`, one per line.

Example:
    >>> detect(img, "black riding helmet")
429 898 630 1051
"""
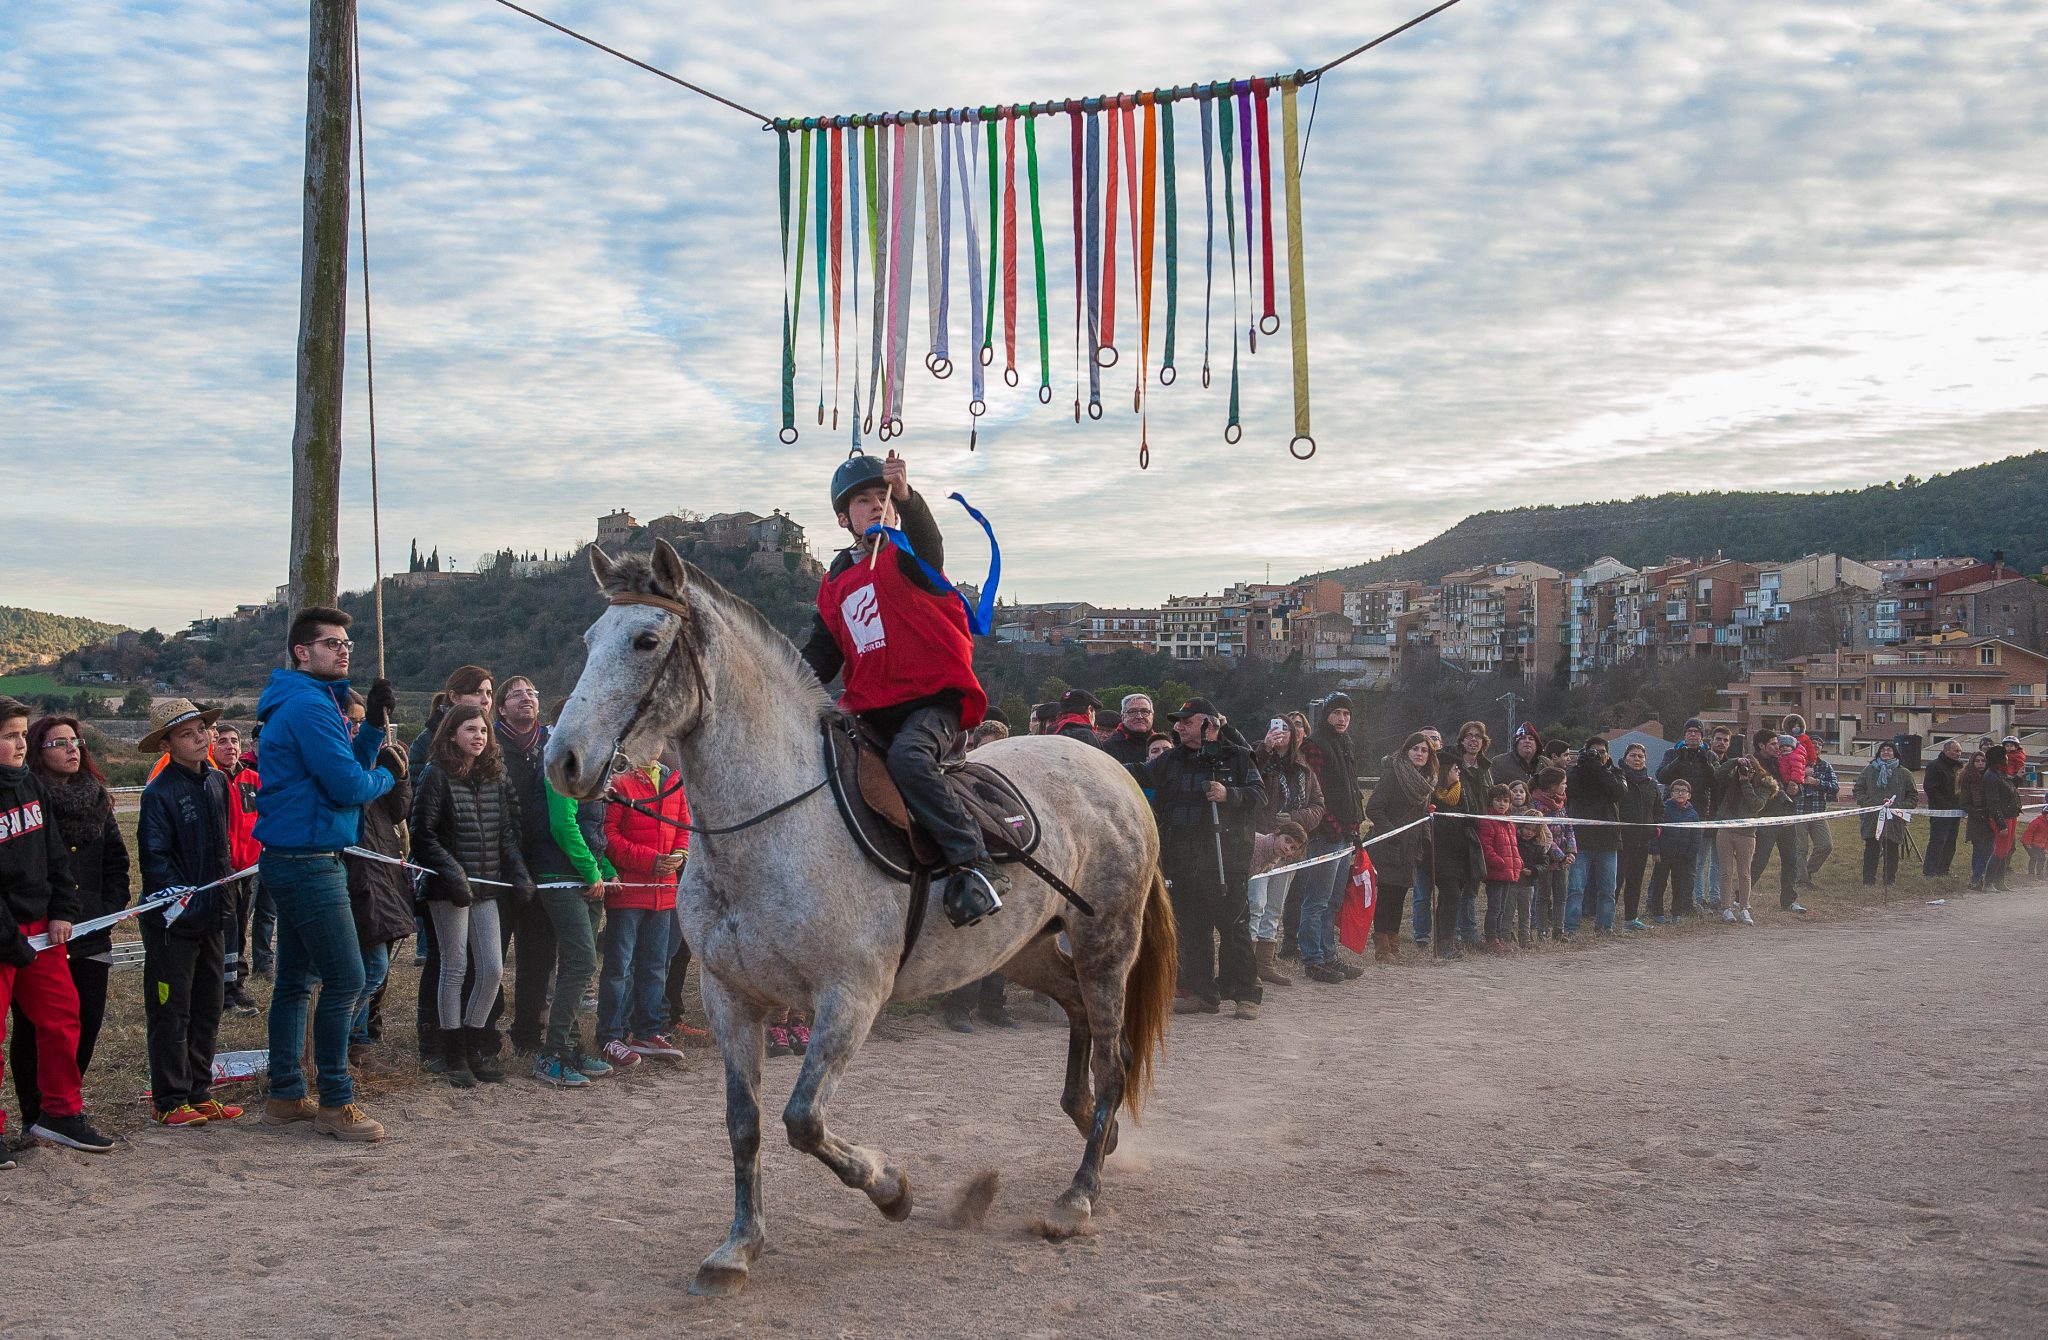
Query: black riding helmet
830 453 889 516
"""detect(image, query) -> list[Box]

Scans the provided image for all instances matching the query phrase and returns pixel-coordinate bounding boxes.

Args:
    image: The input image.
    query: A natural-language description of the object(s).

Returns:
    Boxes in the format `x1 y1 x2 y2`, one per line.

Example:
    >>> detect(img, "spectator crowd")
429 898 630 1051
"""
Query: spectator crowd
1 623 2040 1166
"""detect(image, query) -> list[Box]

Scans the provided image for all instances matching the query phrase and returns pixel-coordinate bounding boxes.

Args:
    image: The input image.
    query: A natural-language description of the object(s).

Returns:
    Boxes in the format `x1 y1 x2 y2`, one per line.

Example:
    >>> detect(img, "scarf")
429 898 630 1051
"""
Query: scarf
1379 752 1437 813
1870 758 1898 789
38 770 113 848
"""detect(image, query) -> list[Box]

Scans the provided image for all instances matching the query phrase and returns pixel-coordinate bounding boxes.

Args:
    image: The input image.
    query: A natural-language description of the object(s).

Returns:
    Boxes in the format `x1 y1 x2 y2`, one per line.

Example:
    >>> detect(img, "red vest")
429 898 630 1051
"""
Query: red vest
817 547 987 728
224 763 262 870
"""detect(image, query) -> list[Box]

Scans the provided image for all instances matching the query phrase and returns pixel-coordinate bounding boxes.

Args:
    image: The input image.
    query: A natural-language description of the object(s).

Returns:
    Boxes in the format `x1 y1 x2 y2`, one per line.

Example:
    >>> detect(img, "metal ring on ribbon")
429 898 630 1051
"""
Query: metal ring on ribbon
863 413 875 434
1288 435 1316 460
887 416 905 435
1139 442 1150 469
1038 384 1053 405
877 421 894 442
1003 367 1019 387
1224 423 1242 444
1088 401 1104 421
1159 365 1178 386
929 356 954 380
778 427 800 445
969 399 986 417
1096 344 1120 368
1260 314 1281 336
1200 365 1212 389
980 346 994 367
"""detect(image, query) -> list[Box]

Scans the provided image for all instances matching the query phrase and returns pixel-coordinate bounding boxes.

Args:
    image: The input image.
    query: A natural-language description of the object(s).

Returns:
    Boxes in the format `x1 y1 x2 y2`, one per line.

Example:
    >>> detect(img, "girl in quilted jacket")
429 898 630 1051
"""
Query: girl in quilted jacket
1477 784 1524 954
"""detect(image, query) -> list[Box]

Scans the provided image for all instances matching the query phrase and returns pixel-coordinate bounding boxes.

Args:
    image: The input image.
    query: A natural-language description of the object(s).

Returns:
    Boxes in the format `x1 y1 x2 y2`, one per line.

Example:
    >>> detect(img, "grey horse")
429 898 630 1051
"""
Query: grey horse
546 540 1176 1297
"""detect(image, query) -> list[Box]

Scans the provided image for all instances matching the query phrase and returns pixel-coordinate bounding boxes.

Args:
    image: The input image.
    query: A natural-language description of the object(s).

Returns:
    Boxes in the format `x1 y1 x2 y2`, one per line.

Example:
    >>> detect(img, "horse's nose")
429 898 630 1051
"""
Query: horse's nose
558 748 583 792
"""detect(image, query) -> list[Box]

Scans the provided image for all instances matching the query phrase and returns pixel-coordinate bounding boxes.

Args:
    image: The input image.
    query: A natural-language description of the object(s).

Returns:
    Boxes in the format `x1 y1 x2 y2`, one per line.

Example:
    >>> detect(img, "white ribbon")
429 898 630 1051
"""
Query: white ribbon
27 863 257 952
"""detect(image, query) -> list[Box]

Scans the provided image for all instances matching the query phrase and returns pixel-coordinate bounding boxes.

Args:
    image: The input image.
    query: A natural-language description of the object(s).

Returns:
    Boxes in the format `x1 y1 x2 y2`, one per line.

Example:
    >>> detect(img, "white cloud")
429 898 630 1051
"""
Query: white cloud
3 0 2044 629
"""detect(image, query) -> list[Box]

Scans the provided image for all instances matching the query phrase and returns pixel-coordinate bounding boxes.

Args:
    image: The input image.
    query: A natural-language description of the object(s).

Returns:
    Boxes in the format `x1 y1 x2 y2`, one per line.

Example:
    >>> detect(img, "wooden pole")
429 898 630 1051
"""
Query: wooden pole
287 0 355 611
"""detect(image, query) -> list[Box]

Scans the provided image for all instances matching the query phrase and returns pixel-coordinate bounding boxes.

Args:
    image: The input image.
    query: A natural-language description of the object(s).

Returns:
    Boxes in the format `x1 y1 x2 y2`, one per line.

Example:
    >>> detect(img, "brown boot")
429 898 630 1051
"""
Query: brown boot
1232 999 1261 1021
315 1103 385 1143
1254 941 1293 987
1373 931 1399 963
261 1096 318 1127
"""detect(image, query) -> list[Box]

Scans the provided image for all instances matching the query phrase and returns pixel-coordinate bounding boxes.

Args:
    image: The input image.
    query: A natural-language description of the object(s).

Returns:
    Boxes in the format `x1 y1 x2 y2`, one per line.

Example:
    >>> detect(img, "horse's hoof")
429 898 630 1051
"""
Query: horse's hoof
870 1168 914 1222
1037 1193 1093 1240
689 1263 750 1297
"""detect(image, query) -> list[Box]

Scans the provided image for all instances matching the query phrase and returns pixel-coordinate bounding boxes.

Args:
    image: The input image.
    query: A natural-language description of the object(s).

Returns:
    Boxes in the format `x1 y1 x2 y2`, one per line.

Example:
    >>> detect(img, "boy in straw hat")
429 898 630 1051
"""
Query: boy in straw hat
137 698 240 1128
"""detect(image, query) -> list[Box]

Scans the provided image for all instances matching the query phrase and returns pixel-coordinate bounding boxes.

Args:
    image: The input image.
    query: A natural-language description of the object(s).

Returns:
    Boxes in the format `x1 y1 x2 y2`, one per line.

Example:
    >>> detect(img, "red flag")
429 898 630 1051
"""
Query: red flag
1337 846 1377 953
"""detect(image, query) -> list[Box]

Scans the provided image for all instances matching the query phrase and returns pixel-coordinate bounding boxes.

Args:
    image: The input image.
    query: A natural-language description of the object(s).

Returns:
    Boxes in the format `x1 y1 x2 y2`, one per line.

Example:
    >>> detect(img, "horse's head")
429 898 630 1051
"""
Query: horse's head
547 539 712 800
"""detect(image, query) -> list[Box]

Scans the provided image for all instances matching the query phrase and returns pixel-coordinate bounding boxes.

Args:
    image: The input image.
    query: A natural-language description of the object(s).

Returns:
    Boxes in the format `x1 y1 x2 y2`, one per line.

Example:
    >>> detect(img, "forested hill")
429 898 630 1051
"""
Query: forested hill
1312 452 2048 584
0 607 127 671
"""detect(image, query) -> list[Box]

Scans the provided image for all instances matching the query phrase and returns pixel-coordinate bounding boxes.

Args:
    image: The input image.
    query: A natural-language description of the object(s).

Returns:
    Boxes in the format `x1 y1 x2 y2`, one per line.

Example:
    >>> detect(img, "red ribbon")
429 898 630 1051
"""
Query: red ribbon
829 125 843 431
1136 93 1159 465
1253 77 1279 337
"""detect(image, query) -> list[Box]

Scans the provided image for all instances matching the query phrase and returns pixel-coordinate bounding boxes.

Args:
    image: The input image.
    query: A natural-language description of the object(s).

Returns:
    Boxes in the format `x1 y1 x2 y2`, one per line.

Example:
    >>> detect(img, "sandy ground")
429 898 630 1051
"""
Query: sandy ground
5 888 2044 1339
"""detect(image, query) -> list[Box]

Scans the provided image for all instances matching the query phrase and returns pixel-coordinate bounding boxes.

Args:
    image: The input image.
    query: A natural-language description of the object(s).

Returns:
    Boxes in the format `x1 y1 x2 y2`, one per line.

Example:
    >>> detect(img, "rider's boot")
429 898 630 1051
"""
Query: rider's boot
942 858 1008 928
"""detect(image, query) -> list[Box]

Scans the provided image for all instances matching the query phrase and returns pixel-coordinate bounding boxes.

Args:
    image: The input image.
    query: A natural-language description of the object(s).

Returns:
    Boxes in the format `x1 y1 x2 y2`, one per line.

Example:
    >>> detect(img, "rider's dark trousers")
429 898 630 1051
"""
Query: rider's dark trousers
865 700 982 868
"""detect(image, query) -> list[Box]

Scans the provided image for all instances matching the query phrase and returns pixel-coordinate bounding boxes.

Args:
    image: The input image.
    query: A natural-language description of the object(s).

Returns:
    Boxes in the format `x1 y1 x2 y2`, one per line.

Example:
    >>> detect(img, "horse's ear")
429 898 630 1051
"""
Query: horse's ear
652 539 690 597
587 543 615 589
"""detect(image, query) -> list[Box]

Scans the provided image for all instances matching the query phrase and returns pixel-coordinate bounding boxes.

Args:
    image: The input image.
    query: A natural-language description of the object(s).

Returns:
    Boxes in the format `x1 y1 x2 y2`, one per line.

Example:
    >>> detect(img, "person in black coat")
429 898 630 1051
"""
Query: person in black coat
1099 694 1158 767
494 676 564 1054
1127 698 1266 1016
135 700 236 1125
1615 743 1662 927
1566 738 1627 933
1921 738 1966 877
13 717 130 1132
346 738 414 1065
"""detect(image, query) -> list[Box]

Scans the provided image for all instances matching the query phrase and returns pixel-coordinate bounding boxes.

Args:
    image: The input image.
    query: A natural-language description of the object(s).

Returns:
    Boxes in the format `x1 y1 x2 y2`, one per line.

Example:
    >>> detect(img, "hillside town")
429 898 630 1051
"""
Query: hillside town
991 550 2048 761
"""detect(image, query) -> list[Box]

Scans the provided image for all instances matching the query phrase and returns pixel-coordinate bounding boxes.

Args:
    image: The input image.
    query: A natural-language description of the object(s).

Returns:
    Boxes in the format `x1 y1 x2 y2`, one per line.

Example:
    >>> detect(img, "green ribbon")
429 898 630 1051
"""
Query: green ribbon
983 108 999 361
1025 116 1050 399
1161 97 1178 383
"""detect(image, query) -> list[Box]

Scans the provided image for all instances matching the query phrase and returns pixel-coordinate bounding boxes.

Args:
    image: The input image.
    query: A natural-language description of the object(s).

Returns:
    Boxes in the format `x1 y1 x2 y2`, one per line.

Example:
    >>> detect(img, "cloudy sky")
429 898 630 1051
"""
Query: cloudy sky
5 1 2044 630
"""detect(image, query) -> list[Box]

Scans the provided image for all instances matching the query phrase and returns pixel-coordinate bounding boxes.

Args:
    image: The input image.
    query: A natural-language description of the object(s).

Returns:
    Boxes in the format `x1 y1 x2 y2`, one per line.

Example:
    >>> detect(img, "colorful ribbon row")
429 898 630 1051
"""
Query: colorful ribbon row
774 78 1315 466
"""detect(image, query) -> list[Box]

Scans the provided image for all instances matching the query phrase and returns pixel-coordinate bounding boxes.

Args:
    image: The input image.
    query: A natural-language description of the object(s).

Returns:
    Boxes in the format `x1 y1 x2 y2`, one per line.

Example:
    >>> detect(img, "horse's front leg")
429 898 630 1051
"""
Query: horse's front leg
691 974 768 1297
782 985 911 1221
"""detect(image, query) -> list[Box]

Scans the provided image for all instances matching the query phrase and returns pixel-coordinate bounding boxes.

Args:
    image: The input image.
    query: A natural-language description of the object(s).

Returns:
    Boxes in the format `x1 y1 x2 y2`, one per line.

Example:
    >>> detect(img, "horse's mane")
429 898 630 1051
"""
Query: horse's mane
600 550 829 713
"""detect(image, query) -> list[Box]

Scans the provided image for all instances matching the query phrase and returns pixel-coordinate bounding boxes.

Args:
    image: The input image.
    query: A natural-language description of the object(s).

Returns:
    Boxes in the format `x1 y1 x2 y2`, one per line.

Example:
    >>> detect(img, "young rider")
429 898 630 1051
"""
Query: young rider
802 450 1004 928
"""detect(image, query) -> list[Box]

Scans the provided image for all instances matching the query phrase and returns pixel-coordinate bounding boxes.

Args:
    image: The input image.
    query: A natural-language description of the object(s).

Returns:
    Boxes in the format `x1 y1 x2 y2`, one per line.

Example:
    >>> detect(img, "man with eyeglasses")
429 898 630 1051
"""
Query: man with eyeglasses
1100 694 1157 767
250 606 397 1142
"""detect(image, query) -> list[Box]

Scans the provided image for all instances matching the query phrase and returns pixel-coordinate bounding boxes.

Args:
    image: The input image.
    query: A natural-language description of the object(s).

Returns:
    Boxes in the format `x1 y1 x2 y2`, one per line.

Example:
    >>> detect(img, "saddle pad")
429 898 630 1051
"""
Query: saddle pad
823 716 1041 884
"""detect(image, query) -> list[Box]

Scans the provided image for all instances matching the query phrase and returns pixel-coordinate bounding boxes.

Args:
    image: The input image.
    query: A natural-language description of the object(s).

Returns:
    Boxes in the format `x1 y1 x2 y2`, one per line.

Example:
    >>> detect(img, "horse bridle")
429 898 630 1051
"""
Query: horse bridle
598 589 828 836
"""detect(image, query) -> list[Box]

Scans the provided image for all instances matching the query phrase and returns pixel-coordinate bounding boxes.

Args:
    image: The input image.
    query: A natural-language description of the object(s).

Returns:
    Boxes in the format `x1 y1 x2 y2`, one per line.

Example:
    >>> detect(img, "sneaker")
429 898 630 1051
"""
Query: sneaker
191 1100 244 1122
579 991 599 1013
29 1113 115 1153
975 1007 1022 1030
767 1025 793 1056
1334 960 1365 980
1722 908 1738 923
1739 908 1755 925
315 1103 385 1142
1172 995 1221 1013
627 1032 685 1061
600 1039 642 1070
154 1104 209 1129
1787 902 1809 916
1232 999 1261 1021
0 1153 14 1170
262 1096 319 1126
226 986 260 1017
941 1011 975 1035
1650 916 1672 925
572 1047 614 1079
789 1022 812 1055
533 1053 591 1088
673 1022 711 1043
1304 963 1346 984
1625 919 1648 932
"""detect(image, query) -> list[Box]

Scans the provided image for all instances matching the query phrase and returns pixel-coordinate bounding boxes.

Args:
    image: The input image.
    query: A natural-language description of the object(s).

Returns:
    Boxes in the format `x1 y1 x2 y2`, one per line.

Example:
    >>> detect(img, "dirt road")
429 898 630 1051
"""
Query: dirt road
7 890 2043 1338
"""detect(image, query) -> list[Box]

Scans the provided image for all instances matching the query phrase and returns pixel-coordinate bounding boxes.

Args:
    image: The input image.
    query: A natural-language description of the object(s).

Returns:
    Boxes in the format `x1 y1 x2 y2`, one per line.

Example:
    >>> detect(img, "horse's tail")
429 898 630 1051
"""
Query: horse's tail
1119 865 1178 1119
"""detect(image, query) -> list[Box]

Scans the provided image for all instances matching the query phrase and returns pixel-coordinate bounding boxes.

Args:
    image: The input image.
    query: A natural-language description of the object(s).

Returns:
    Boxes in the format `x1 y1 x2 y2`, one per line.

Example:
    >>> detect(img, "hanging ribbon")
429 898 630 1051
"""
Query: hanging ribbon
1001 111 1020 388
1084 109 1103 419
960 110 988 439
1136 92 1158 466
982 108 999 368
1252 78 1280 339
866 493 1001 636
777 127 797 444
1159 97 1178 388
931 113 954 378
794 124 812 386
830 124 844 432
1280 77 1314 460
846 123 862 450
863 123 886 435
1068 106 1085 422
813 125 828 427
886 120 918 434
1122 94 1143 413
1218 92 1243 444
1100 103 1121 368
921 118 944 381
1235 82 1257 357
1199 92 1215 391
1024 115 1051 404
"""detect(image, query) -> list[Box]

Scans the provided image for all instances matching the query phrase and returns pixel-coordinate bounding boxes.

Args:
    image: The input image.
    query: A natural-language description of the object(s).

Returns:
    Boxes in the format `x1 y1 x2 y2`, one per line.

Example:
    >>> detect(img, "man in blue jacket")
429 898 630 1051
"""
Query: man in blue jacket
253 606 396 1143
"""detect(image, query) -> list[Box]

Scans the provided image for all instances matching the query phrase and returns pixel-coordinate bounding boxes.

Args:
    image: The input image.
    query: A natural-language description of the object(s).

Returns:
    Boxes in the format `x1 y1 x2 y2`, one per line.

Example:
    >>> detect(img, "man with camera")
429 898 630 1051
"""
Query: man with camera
1127 698 1266 1019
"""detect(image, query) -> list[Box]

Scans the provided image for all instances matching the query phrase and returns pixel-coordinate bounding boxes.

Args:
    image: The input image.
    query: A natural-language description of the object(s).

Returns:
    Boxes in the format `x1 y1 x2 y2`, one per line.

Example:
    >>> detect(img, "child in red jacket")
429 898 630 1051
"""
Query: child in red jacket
209 722 263 1013
2022 811 2048 879
1478 784 1525 955
597 761 690 1069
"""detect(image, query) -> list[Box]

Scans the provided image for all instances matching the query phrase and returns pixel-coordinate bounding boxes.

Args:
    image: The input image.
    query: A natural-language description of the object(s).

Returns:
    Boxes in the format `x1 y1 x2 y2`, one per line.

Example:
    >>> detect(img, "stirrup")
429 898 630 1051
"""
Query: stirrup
943 864 1003 928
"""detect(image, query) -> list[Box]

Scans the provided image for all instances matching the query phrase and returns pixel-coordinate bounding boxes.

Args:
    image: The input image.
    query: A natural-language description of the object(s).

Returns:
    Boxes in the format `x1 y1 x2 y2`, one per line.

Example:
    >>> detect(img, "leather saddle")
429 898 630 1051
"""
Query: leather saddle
821 714 1041 884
